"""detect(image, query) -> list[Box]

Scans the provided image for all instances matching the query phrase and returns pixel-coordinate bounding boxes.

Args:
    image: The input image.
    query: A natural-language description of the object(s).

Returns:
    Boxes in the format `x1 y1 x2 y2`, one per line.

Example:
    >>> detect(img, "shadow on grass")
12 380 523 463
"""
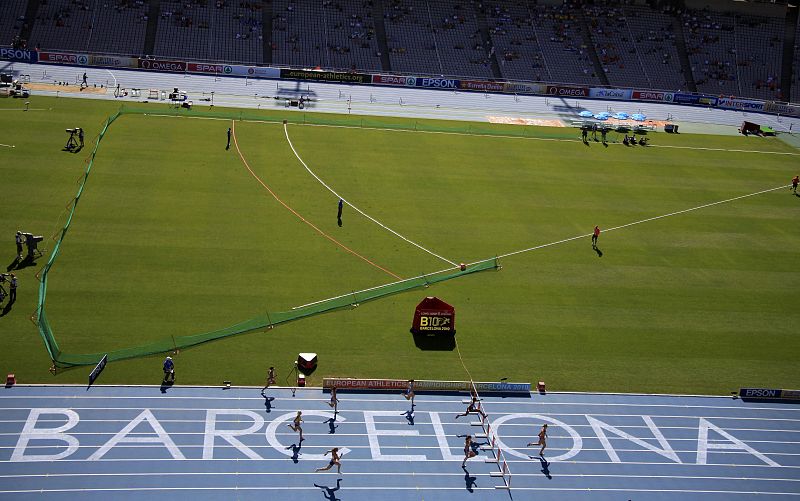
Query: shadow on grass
412 332 455 351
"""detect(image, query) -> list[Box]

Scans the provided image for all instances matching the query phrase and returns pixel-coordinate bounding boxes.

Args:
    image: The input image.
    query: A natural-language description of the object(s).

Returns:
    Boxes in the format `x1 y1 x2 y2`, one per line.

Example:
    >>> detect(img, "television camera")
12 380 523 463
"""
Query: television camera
20 232 43 259
64 127 83 151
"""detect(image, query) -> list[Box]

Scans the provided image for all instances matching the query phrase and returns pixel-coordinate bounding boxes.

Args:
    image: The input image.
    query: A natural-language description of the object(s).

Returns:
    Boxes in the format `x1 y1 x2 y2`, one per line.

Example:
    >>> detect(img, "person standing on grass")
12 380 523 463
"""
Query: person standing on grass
287 410 304 441
162 356 175 382
527 424 548 456
328 386 339 415
403 379 415 407
315 447 342 473
8 274 17 304
337 198 344 227
461 435 477 467
226 127 231 150
592 226 600 249
792 175 799 194
15 232 23 261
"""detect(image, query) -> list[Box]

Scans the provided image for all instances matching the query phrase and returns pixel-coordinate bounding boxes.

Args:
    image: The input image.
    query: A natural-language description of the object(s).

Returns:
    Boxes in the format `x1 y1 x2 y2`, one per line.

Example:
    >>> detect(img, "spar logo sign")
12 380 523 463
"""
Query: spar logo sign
187 63 227 74
416 78 459 89
632 91 673 102
39 52 88 65
372 75 417 86
138 59 187 72
547 85 589 97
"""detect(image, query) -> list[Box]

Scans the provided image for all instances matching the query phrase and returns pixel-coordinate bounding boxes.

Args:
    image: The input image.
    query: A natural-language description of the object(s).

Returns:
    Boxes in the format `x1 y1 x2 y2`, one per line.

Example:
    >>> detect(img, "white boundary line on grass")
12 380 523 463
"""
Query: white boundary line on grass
0 143 15 148
495 184 790 260
282 122 459 267
140 113 800 157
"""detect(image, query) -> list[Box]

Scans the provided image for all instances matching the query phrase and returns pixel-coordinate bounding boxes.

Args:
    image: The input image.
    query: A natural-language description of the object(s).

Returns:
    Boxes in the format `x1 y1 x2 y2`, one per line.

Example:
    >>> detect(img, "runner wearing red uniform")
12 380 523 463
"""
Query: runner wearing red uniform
792 175 799 195
592 226 600 249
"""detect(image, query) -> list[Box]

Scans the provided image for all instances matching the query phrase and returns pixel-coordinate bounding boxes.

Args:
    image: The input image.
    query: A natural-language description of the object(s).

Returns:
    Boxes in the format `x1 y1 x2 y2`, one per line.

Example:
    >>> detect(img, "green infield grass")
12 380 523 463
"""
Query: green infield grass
1 96 798 395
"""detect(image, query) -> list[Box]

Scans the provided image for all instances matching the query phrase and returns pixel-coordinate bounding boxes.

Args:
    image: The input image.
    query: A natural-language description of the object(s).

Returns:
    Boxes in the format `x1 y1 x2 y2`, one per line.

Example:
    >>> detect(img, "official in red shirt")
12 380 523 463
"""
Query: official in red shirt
792 175 799 195
592 226 600 249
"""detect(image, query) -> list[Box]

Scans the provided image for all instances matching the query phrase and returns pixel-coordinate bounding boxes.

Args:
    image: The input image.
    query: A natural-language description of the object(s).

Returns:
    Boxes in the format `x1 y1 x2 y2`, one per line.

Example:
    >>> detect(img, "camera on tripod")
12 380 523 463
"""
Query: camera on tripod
21 232 43 259
64 127 84 151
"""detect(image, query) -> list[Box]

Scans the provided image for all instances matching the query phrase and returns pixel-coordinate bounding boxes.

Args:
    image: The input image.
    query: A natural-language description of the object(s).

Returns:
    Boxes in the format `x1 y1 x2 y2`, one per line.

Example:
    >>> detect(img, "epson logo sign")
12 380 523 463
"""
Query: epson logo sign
420 79 458 88
744 389 778 398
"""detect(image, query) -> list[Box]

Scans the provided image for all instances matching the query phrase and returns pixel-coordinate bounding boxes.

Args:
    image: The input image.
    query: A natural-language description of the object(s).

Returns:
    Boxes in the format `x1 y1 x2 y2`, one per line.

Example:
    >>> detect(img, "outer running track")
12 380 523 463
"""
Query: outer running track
1 385 799 500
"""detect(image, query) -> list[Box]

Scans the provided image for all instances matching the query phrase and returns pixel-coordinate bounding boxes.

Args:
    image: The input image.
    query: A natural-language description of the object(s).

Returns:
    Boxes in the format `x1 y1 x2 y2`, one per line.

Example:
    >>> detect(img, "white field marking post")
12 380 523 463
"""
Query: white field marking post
282 123 458 267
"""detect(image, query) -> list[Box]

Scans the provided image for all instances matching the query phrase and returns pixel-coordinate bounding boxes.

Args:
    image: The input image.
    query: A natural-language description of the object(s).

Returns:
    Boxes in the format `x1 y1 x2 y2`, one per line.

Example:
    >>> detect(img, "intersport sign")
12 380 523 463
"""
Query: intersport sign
716 97 764 111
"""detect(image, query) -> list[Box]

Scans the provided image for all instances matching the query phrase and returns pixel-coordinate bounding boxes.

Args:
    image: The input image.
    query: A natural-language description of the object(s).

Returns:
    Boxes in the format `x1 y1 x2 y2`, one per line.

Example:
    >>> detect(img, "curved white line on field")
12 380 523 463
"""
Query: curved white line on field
283 123 459 267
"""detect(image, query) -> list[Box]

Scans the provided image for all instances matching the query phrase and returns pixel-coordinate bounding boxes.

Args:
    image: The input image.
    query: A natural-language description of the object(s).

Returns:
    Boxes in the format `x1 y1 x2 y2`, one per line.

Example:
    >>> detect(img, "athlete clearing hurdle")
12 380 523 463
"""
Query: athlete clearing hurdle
315 448 342 474
287 411 304 441
403 379 415 407
263 366 276 392
328 386 339 415
461 435 477 468
455 395 486 420
527 424 548 456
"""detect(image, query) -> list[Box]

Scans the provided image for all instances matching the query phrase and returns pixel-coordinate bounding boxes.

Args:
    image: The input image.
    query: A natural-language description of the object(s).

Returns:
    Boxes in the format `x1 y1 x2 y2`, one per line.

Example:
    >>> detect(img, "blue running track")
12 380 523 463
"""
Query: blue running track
1 385 799 500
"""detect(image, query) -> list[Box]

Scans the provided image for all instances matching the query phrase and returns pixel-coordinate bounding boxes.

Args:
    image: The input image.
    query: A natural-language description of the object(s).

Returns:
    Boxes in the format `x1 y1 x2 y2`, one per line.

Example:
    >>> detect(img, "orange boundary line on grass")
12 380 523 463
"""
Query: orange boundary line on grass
231 120 403 280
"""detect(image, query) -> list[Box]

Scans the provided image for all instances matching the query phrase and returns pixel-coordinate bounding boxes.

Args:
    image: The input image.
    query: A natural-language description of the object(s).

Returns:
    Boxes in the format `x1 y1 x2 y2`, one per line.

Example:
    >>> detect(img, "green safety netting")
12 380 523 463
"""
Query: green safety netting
36 106 501 368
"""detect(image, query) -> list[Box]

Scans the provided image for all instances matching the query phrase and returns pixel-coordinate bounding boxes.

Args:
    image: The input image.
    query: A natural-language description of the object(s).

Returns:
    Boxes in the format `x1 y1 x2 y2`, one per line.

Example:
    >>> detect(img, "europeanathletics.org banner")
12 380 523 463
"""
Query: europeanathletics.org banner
280 68 371 84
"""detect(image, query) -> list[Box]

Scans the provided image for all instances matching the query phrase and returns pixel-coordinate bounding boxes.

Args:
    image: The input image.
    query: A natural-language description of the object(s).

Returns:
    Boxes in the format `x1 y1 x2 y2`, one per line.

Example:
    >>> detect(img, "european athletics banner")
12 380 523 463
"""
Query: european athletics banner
280 68 371 84
323 377 530 393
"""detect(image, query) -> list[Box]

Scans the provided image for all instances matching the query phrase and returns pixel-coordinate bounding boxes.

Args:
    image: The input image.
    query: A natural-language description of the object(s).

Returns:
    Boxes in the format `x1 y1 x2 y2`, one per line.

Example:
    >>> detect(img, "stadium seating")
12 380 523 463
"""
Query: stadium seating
10 0 798 103
795 16 800 103
383 0 442 75
2 0 29 49
323 0 381 72
682 9 740 97
529 3 600 85
29 0 97 52
621 4 687 92
428 1 493 78
87 0 148 56
484 1 551 82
